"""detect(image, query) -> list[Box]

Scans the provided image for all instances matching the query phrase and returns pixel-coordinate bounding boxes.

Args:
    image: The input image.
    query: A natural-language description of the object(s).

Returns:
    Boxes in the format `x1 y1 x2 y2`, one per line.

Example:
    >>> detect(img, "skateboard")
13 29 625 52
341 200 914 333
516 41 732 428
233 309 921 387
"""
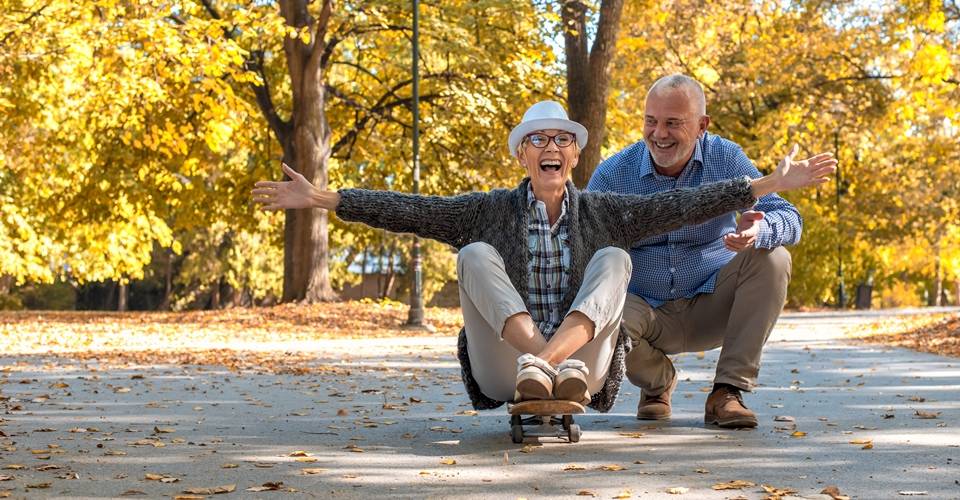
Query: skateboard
507 400 585 443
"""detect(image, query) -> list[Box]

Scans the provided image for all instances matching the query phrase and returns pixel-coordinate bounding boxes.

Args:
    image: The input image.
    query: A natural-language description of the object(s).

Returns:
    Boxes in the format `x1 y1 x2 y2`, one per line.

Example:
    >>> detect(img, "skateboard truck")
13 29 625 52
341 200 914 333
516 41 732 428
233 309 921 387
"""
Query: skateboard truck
507 400 585 443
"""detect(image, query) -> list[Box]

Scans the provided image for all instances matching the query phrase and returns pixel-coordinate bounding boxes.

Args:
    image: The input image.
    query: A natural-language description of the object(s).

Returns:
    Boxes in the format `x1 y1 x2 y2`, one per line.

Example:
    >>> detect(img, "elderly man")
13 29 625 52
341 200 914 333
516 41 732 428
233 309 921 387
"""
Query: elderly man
587 75 803 428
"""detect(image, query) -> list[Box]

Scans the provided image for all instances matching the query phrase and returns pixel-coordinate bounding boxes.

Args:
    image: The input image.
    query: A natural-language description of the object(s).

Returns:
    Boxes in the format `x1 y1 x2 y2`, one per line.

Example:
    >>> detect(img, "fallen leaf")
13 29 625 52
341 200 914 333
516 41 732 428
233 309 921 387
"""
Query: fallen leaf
849 438 872 444
618 432 645 438
790 431 806 438
26 483 51 489
712 480 756 490
519 444 537 453
774 415 795 422
440 458 456 465
1 466 24 470
821 485 851 500
761 484 798 496
695 468 709 474
343 444 364 453
295 457 318 462
612 490 632 499
0 477 12 482
861 442 874 449
301 468 327 475
119 490 148 496
898 492 928 496
153 426 175 434
563 464 586 471
246 482 284 492
577 491 597 497
182 484 236 495
666 486 689 494
288 450 310 457
221 463 238 469
599 464 625 471
914 410 940 419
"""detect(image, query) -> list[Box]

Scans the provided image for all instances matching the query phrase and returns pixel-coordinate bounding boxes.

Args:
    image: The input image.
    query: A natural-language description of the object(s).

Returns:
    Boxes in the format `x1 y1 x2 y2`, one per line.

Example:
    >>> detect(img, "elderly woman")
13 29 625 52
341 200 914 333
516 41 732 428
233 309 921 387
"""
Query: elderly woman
252 101 835 412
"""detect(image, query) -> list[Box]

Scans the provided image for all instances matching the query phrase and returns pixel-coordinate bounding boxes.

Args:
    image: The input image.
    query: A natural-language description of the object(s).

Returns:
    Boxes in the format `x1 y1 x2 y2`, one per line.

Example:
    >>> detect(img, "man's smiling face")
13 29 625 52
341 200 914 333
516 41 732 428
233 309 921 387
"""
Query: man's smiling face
643 88 709 176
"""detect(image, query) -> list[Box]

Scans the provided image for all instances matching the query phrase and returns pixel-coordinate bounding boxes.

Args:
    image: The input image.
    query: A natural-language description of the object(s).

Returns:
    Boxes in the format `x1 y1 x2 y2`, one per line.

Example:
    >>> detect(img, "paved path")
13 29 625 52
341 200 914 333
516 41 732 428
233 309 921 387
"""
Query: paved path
1 309 958 499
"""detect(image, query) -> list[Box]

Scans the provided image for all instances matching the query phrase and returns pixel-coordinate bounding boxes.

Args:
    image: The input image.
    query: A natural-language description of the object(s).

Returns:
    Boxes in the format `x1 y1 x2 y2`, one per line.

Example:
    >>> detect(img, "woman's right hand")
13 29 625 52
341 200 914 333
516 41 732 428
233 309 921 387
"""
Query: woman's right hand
252 163 339 211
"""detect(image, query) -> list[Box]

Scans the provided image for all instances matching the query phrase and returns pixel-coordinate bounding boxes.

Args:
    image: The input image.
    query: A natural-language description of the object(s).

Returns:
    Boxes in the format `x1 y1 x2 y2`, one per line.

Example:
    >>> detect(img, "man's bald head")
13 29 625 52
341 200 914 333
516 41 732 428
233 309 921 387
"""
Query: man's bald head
647 74 707 116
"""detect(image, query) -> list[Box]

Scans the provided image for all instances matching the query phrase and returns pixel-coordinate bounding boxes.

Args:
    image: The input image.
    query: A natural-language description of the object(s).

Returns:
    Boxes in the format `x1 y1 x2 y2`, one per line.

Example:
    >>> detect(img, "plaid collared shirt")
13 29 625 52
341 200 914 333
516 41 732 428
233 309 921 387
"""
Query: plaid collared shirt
526 185 571 339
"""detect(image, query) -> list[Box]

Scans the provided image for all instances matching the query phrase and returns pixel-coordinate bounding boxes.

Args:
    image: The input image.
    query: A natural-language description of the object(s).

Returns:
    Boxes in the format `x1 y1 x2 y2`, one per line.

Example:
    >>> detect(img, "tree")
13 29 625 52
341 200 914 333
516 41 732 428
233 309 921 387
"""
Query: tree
561 0 624 187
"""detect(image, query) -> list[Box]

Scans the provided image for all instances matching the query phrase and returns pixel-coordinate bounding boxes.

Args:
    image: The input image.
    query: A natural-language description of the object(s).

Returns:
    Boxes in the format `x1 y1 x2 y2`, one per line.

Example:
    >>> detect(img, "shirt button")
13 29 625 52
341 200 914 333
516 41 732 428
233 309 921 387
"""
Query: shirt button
670 288 677 294
670 267 676 273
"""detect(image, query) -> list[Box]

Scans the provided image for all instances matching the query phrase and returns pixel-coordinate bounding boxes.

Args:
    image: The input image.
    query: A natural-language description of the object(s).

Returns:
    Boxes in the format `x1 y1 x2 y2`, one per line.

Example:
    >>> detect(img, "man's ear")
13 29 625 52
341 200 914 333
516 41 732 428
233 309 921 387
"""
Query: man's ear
698 115 711 136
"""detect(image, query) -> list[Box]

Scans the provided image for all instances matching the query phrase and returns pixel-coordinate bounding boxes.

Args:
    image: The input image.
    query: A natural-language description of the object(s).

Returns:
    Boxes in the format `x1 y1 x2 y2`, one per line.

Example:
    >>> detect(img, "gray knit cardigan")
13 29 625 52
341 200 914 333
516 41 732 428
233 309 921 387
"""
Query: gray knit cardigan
336 176 756 412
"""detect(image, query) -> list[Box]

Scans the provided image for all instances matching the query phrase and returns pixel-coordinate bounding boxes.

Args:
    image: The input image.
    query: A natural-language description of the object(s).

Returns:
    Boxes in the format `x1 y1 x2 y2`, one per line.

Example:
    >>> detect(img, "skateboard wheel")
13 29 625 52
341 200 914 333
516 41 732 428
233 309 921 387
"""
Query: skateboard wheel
511 424 524 444
568 424 581 443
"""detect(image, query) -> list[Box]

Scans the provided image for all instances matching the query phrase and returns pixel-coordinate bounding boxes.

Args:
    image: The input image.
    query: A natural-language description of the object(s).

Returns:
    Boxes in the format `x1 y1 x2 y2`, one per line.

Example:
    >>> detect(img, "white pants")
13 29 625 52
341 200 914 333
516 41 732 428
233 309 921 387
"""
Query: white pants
457 242 631 402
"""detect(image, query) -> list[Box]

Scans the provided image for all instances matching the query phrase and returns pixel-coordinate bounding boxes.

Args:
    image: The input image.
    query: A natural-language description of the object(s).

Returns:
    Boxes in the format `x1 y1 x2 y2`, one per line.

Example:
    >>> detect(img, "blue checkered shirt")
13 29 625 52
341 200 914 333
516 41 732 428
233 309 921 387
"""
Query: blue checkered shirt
527 185 571 338
587 133 802 307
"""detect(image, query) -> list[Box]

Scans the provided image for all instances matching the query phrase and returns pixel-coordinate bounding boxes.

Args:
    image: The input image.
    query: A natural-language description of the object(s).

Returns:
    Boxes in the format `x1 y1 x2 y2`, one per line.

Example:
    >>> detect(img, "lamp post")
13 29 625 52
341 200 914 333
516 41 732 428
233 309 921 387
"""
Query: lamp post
833 128 846 309
405 0 426 327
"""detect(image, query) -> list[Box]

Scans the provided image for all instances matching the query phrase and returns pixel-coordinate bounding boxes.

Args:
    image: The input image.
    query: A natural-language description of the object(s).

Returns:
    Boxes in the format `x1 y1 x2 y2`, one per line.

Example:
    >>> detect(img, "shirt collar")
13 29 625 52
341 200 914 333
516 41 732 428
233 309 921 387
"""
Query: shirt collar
526 183 569 228
526 183 569 209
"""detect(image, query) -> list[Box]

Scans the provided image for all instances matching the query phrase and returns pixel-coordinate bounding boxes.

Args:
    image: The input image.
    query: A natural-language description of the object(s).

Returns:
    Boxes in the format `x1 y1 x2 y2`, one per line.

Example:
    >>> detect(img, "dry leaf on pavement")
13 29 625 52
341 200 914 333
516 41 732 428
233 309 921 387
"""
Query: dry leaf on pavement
821 485 851 500
712 480 756 490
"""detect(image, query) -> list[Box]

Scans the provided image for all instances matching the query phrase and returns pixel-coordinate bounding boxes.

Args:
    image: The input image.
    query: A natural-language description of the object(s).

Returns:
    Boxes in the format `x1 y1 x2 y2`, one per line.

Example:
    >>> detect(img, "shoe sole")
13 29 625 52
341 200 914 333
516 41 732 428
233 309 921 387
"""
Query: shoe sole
516 371 553 401
553 372 588 403
704 414 758 428
636 411 671 421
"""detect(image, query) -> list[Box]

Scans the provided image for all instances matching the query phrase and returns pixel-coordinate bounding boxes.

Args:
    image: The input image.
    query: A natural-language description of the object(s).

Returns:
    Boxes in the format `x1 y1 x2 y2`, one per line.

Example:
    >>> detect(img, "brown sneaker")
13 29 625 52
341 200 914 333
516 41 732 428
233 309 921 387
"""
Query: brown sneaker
636 373 678 420
704 385 758 428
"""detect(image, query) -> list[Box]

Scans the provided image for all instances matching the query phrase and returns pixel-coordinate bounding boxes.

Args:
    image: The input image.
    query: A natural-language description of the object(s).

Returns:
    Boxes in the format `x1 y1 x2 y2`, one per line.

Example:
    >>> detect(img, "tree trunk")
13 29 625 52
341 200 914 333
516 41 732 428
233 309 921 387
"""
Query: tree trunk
118 281 128 312
563 0 624 188
160 249 173 310
276 0 337 303
210 278 221 309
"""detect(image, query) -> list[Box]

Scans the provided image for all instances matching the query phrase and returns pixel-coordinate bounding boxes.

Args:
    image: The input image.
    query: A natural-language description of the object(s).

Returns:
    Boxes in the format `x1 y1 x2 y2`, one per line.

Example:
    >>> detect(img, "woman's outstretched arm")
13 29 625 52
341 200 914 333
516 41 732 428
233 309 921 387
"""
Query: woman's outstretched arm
605 146 836 244
252 164 482 247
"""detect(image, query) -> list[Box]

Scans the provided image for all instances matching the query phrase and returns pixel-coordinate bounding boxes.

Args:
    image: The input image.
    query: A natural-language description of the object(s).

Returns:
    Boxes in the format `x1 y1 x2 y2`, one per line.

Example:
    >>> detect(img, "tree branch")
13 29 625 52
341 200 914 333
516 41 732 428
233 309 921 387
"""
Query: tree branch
0 2 51 48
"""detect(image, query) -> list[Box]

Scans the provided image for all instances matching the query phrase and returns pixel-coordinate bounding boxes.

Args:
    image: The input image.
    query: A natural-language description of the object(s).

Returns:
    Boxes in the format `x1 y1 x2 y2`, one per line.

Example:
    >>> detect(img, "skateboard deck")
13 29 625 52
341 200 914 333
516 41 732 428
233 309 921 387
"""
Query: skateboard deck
507 400 585 443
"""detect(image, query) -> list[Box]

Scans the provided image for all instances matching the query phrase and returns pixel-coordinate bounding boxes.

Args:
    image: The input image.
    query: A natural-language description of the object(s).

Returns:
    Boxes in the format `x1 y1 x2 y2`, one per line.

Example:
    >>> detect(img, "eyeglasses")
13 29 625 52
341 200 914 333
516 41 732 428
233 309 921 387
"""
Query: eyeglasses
524 132 576 149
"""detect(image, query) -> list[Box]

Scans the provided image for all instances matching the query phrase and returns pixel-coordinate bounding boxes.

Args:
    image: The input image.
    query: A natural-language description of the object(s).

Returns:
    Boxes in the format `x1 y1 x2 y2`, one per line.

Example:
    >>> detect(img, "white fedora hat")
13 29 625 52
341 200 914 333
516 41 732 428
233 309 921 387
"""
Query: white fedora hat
508 100 588 157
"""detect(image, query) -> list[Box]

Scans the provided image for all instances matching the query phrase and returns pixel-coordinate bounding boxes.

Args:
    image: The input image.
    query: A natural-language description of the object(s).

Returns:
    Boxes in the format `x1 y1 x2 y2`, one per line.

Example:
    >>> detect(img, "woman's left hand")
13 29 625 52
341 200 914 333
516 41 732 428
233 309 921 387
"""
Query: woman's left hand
772 145 838 192
252 163 335 211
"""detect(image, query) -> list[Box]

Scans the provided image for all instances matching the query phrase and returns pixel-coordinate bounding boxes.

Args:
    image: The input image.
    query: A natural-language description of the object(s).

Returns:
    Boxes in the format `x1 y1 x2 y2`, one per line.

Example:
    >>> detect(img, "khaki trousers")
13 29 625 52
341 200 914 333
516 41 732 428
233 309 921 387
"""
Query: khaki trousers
622 246 791 394
457 242 630 402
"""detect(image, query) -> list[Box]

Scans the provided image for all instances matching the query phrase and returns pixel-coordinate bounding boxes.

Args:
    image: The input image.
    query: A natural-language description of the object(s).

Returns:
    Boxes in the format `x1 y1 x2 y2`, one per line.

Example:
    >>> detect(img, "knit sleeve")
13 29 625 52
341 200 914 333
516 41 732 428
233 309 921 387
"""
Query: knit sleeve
599 176 757 245
335 189 483 248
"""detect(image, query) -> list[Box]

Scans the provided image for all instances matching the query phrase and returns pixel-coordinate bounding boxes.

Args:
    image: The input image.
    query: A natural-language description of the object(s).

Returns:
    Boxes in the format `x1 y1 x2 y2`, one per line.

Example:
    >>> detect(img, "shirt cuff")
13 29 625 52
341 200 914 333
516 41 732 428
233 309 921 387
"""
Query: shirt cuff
753 218 775 248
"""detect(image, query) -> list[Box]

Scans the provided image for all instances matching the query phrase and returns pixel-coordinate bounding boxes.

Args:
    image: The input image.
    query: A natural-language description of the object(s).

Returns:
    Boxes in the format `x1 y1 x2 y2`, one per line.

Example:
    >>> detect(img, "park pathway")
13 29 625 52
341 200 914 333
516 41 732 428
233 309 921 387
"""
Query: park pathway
0 309 958 499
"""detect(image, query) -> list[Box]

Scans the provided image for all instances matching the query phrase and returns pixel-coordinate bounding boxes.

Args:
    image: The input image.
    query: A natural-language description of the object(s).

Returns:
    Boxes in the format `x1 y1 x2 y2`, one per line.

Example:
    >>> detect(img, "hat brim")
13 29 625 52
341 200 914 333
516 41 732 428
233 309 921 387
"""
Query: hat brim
508 118 588 157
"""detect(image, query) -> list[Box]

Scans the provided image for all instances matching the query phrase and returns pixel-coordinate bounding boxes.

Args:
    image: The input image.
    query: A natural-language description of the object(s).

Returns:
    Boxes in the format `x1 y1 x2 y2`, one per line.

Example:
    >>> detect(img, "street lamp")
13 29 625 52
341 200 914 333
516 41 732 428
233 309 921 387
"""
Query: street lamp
833 129 846 309
405 0 427 328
